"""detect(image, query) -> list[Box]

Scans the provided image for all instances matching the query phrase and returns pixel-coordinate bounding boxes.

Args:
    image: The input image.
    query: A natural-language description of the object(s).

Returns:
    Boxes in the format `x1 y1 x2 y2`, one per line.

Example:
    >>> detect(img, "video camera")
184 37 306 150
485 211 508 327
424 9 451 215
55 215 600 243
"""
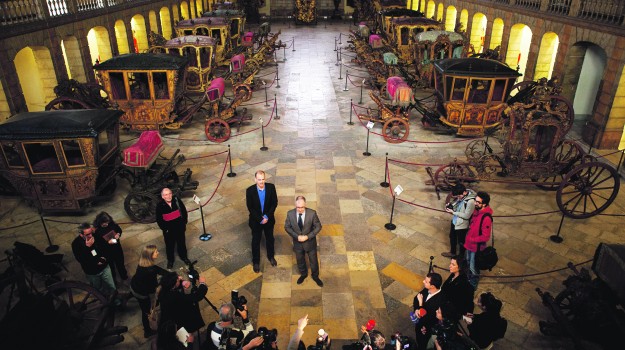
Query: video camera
185 260 200 285
257 327 278 350
231 289 248 312
390 332 411 350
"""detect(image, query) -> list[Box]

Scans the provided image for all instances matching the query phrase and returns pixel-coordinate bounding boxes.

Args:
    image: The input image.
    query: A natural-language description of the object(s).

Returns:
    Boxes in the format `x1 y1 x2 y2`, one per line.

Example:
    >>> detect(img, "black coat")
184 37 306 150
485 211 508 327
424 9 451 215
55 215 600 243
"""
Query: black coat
94 222 123 257
156 196 188 233
413 289 445 332
131 265 168 297
245 183 278 228
71 234 109 275
441 273 475 317
468 312 507 348
159 284 208 333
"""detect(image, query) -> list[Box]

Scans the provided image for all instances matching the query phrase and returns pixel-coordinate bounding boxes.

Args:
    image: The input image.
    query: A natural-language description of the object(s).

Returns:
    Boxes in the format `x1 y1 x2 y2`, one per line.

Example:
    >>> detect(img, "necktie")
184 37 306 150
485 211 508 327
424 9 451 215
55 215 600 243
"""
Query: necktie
298 213 303 230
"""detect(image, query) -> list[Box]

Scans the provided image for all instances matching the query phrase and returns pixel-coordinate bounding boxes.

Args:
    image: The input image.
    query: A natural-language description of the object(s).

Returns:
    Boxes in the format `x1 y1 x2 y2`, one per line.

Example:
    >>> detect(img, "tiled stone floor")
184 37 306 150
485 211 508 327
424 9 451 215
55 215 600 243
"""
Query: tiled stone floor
1 21 625 350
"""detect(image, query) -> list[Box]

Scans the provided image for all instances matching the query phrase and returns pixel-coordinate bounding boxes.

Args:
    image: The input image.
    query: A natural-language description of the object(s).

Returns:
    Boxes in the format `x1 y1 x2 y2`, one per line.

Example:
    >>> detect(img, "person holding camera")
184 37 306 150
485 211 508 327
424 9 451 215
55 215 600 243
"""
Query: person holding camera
72 223 117 296
205 302 254 350
241 328 278 350
156 187 191 269
158 271 208 334
442 184 476 259
284 196 323 287
93 211 128 282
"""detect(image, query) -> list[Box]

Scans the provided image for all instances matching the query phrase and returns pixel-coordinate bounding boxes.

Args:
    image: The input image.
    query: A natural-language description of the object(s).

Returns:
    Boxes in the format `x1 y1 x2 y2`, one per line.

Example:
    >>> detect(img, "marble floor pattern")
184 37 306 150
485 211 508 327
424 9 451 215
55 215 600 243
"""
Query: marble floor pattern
1 21 625 350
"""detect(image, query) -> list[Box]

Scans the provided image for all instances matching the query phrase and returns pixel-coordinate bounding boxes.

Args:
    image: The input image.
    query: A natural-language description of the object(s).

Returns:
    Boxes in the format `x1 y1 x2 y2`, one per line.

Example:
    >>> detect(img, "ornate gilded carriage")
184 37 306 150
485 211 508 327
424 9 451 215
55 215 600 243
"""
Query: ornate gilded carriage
0 109 122 213
202 9 247 47
176 17 233 65
295 0 317 25
413 30 469 85
386 17 442 62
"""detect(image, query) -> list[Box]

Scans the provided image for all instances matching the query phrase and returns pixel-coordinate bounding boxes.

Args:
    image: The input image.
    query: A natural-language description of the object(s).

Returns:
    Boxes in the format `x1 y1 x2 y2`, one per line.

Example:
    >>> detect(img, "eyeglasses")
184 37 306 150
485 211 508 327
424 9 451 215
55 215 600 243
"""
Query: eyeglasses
475 201 483 204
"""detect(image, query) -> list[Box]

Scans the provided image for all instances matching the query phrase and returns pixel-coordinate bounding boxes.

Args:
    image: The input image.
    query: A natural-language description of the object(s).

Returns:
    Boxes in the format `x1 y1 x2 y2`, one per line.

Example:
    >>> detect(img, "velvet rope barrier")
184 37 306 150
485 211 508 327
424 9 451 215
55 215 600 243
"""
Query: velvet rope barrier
351 103 478 144
346 73 368 88
0 219 39 231
341 64 370 74
433 258 593 279
189 151 230 211
186 149 229 161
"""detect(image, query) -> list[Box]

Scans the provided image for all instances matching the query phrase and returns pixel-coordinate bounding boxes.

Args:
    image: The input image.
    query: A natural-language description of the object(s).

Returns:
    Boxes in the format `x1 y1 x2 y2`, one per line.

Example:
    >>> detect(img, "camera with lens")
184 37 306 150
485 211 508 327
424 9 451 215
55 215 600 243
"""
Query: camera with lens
258 327 278 350
231 290 248 312
431 320 456 346
445 202 454 210
390 332 411 350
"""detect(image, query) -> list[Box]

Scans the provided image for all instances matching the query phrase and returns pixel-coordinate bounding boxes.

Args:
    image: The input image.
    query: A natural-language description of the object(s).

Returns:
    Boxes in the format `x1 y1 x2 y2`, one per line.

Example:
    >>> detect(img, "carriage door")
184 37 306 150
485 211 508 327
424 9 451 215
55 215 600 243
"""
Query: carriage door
462 78 492 131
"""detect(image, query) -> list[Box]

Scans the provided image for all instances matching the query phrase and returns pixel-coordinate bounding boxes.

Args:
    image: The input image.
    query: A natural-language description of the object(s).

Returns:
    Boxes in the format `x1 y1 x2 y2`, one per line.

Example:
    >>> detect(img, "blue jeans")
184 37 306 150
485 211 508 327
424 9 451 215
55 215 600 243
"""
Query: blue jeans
86 265 116 296
465 250 479 289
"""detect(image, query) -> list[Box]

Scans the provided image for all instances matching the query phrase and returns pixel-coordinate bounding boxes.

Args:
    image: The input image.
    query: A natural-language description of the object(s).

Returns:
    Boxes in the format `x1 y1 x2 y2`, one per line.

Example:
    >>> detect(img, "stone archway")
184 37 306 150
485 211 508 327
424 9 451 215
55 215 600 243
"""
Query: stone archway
160 7 173 40
426 0 435 18
562 42 606 120
131 15 149 53
14 47 58 111
534 32 559 80
506 23 532 80
445 6 456 32
459 9 468 34
87 26 113 63
0 80 11 120
470 13 487 54
149 11 159 34
115 20 130 54
436 3 443 21
181 1 190 20
61 36 86 82
490 18 504 50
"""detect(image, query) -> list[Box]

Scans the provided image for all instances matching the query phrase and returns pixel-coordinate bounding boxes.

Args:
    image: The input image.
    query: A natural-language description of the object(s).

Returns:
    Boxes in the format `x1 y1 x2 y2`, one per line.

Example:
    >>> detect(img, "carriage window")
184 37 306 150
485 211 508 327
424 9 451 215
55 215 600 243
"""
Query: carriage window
183 29 193 36
168 48 182 56
184 47 199 67
98 130 113 159
492 79 507 102
452 45 463 58
211 29 222 45
61 140 85 167
230 19 239 36
435 72 444 96
450 77 467 101
1 143 23 167
196 28 209 36
153 72 170 100
199 47 211 67
24 143 62 174
467 79 491 104
400 28 410 45
128 72 150 100
109 72 127 100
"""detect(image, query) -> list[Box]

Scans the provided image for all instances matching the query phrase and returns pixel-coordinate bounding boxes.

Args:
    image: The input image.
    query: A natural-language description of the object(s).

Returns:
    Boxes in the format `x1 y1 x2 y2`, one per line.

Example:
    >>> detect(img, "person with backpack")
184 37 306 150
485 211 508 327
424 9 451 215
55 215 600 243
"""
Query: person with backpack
442 184 476 259
463 192 493 289
466 292 507 348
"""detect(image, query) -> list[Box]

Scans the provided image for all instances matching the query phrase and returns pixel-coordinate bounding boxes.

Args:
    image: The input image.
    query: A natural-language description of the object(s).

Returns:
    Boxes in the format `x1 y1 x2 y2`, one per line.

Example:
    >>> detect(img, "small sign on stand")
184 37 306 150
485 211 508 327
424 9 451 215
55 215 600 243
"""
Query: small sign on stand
194 194 212 241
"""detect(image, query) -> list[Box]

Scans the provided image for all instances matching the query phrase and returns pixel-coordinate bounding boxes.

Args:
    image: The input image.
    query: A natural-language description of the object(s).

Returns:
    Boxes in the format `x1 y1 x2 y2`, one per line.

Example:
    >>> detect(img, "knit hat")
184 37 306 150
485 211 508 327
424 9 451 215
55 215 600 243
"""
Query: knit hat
366 319 376 331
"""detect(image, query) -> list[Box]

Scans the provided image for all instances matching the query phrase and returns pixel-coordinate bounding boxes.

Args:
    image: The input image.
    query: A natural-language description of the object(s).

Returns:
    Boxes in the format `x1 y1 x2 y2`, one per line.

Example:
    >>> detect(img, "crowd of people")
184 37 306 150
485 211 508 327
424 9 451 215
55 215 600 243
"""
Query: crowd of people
69 173 506 349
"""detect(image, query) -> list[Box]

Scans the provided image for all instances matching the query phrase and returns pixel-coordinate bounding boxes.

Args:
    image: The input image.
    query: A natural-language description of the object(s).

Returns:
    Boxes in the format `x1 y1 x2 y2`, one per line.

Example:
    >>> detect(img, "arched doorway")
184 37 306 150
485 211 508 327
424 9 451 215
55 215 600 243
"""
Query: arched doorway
61 36 86 82
14 47 58 111
459 9 468 34
131 15 149 53
87 26 113 64
160 7 173 40
181 1 189 20
172 4 180 25
505 23 532 79
490 18 504 50
445 6 457 32
115 20 130 54
196 0 203 16
534 32 559 80
470 13 487 54
437 3 443 21
0 81 11 120
149 11 158 34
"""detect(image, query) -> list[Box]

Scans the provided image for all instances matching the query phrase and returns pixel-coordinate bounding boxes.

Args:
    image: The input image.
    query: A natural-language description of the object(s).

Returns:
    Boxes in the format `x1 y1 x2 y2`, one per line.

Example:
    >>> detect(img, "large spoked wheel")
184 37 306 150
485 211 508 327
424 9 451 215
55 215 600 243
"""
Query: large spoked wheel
205 117 231 143
46 281 117 348
556 161 620 218
433 163 470 191
124 191 158 223
234 83 253 102
533 140 584 191
507 81 536 103
382 117 409 143
546 95 575 134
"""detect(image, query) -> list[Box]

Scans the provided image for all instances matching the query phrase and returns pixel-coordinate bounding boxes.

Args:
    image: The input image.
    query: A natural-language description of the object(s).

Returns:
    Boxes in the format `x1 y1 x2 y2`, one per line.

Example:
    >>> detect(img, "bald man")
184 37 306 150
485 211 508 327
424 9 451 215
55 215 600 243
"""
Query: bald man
156 187 190 269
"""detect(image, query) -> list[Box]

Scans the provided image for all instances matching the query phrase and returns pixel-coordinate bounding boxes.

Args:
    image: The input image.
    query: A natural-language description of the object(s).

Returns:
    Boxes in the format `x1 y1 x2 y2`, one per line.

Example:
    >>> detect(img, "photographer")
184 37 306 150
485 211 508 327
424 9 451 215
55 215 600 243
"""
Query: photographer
205 302 254 350
241 328 278 350
158 271 208 334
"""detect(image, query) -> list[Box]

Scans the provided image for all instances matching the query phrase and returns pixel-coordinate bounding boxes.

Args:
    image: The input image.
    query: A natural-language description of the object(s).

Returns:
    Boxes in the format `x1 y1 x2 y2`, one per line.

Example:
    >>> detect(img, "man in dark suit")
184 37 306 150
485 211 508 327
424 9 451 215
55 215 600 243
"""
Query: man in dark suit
413 272 445 350
246 170 278 273
284 196 323 287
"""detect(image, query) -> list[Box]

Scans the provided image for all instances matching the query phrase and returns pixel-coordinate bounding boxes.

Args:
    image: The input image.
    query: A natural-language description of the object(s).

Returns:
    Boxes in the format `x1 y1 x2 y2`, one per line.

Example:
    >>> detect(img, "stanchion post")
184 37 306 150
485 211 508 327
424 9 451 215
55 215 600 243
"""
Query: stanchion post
292 36 296 51
347 98 354 125
334 37 337 52
359 78 364 104
339 46 342 63
343 70 349 90
338 61 343 80
274 94 280 120
260 118 269 151
363 127 372 156
275 62 281 88
335 47 340 66
195 195 212 241
339 32 342 44
428 256 434 273
283 46 287 61
384 194 397 230
263 80 269 107
380 153 390 187
40 215 59 253
227 144 237 177
550 205 566 243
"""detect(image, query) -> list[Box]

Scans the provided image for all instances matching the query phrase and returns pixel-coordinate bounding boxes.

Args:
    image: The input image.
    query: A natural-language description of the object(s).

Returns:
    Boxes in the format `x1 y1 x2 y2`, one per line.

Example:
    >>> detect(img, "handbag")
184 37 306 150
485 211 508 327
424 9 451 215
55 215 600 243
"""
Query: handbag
475 213 498 271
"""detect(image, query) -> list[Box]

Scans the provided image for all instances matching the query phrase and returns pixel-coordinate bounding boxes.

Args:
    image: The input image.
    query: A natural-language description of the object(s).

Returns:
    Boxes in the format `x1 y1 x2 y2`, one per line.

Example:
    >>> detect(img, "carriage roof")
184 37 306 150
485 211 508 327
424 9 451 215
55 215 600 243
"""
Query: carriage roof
177 17 229 27
433 58 521 78
390 17 440 26
377 0 407 9
0 109 123 140
163 35 217 48
203 9 245 17
94 53 188 71
380 9 424 18
415 30 465 42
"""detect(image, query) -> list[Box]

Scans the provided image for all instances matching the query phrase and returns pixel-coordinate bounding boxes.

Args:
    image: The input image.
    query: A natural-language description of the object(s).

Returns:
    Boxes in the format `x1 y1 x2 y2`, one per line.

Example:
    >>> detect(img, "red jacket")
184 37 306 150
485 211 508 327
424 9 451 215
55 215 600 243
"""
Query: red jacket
464 206 493 252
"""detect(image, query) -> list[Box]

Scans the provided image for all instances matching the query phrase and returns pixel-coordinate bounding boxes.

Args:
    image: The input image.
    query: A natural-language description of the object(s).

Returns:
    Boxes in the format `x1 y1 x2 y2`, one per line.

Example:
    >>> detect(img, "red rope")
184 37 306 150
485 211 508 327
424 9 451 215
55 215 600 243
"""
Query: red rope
189 151 230 210
186 149 229 160
0 219 40 230
388 158 448 167
347 74 367 87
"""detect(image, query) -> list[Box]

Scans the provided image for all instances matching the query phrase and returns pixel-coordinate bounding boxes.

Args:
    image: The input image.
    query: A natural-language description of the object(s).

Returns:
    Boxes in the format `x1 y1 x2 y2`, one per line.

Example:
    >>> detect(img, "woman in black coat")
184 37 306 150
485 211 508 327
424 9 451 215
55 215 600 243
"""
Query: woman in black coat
158 271 208 334
93 212 127 281
130 245 168 338
467 292 507 348
441 256 475 319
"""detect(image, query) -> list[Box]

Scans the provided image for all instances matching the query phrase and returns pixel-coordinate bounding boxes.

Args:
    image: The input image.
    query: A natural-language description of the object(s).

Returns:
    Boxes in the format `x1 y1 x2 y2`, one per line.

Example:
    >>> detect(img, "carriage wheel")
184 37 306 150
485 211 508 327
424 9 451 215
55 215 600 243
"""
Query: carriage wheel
433 163 469 191
507 80 536 101
382 117 409 143
234 84 253 102
124 191 158 223
205 118 231 143
46 281 111 347
533 140 584 191
556 161 620 219
45 97 92 110
379 84 390 100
